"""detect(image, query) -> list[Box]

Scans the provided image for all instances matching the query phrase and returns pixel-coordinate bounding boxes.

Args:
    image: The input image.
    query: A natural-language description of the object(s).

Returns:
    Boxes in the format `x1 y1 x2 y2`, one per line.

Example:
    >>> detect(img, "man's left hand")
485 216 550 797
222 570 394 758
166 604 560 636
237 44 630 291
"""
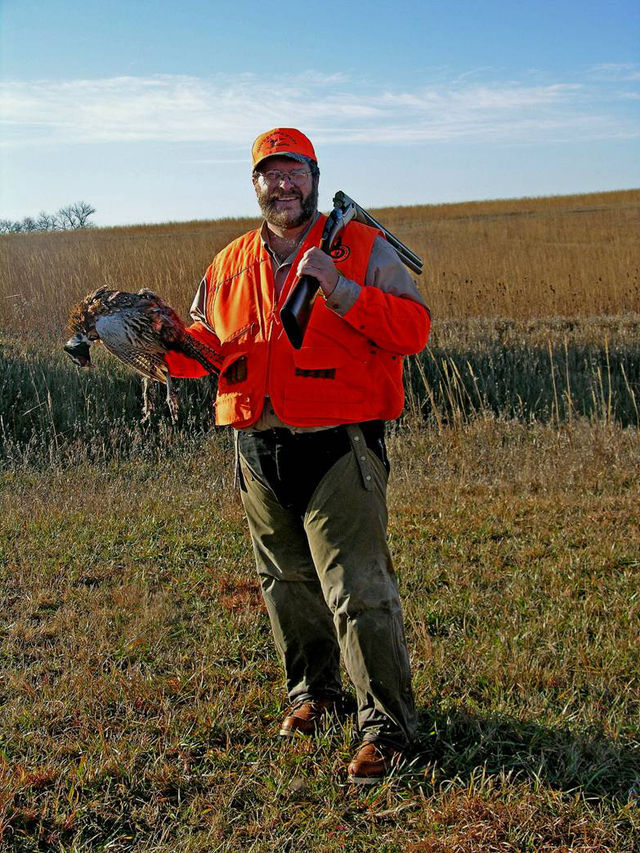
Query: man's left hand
297 248 339 297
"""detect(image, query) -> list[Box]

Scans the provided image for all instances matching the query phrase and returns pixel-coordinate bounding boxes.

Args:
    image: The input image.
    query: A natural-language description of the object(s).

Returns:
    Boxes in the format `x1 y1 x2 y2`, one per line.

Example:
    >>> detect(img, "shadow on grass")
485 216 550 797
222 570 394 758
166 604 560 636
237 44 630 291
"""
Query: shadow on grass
412 705 639 802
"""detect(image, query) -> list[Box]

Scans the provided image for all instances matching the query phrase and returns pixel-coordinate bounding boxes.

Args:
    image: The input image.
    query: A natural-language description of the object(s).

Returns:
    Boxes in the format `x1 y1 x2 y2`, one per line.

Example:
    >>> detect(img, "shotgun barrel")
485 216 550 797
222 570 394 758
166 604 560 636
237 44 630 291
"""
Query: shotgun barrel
280 191 423 349
333 191 423 275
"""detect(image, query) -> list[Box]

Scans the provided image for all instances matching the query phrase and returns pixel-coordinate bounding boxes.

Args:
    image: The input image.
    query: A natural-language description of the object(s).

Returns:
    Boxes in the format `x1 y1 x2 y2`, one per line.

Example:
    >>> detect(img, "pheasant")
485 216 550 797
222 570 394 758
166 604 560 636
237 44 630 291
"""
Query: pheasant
64 287 221 422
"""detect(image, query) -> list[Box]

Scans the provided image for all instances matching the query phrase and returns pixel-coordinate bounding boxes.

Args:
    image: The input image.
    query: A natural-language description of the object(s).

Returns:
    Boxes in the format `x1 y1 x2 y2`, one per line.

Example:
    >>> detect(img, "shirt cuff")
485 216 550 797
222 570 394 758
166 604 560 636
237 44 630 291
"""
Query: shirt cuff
324 275 361 316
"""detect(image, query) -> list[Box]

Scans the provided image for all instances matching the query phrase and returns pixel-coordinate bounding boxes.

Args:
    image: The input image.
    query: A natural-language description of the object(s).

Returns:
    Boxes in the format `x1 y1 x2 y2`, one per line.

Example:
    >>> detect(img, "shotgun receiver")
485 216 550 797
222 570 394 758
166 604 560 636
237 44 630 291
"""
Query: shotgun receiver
280 191 423 349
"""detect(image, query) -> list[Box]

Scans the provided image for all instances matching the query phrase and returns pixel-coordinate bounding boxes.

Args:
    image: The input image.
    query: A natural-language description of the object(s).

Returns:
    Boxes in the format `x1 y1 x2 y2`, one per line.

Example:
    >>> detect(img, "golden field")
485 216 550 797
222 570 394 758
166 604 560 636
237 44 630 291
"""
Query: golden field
0 190 639 851
1 188 638 338
1 188 639 462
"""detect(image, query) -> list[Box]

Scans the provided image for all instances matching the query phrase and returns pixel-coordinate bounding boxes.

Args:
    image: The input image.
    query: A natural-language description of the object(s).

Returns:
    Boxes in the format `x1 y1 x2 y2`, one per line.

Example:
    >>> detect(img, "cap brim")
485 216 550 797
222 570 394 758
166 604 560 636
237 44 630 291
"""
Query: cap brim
253 152 314 170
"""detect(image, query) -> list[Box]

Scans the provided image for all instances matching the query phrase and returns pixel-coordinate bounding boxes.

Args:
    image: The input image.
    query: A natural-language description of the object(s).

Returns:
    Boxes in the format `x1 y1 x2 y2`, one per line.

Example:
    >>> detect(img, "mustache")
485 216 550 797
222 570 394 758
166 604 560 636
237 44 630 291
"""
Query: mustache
268 190 302 201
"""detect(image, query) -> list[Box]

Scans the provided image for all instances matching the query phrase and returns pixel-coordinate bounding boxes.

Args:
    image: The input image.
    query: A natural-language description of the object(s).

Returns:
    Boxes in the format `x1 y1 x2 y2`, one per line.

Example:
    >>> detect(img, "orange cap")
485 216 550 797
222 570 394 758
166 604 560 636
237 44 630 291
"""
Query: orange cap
251 127 317 169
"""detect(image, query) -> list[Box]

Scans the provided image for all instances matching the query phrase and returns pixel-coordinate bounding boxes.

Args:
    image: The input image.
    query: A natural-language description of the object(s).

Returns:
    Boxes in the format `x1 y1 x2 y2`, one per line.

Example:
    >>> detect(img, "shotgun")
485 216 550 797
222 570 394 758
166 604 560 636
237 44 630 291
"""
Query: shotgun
280 191 423 349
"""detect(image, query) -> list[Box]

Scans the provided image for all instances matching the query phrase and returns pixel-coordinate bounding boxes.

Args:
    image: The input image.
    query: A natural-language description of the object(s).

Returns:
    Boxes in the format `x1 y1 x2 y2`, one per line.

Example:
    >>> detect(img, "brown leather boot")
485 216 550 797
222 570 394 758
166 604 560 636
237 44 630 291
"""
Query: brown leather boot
347 740 406 784
279 698 337 737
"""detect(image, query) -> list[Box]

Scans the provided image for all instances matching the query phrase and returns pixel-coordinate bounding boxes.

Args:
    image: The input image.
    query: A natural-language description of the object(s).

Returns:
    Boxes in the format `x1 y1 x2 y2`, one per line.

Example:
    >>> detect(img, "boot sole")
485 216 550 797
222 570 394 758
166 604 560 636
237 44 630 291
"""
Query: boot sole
278 727 315 737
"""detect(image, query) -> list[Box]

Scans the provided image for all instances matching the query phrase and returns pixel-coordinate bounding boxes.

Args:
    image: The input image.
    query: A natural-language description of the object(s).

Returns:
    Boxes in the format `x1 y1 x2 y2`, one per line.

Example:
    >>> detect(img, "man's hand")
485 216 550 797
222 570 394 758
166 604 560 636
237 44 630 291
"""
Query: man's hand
297 248 339 297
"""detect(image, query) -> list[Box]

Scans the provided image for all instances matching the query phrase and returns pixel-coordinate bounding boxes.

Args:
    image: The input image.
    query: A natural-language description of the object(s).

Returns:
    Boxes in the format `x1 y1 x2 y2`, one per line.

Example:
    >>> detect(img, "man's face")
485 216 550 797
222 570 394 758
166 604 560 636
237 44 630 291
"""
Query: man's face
252 156 318 229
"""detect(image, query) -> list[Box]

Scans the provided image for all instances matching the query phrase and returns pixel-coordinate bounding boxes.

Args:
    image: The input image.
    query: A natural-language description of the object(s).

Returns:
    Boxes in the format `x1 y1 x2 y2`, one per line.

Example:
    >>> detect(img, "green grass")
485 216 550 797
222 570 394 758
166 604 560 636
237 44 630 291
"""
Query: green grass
1 422 638 851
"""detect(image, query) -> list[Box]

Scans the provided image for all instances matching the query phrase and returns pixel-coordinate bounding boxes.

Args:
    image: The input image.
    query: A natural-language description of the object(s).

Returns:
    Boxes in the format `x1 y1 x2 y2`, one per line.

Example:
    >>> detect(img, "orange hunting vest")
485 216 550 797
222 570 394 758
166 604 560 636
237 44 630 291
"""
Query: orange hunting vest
203 215 415 428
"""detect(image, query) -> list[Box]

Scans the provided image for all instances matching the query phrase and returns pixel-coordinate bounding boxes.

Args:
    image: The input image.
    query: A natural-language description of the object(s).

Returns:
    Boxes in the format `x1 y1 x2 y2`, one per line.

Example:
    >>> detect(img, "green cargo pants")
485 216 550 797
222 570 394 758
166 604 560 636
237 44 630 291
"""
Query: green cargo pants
237 423 417 746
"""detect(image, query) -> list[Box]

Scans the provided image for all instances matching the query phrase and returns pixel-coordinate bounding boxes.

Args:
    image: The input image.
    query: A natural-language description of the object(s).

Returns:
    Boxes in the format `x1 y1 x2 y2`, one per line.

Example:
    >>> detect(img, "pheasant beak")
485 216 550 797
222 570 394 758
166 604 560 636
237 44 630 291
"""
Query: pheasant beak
64 334 93 368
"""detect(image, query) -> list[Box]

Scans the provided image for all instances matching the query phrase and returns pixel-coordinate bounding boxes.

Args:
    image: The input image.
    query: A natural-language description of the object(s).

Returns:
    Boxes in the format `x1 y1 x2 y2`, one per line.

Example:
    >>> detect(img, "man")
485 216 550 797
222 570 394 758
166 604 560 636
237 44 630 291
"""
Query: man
168 128 430 784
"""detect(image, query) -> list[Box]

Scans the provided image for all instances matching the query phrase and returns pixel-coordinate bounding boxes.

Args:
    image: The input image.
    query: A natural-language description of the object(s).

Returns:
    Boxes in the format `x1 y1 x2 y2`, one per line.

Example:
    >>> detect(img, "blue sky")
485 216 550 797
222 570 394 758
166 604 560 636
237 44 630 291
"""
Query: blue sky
1 0 639 226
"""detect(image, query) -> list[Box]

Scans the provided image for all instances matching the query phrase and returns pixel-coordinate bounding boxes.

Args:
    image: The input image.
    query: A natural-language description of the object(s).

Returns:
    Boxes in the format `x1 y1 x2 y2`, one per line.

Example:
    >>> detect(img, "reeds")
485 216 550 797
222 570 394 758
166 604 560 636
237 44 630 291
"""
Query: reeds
403 317 640 429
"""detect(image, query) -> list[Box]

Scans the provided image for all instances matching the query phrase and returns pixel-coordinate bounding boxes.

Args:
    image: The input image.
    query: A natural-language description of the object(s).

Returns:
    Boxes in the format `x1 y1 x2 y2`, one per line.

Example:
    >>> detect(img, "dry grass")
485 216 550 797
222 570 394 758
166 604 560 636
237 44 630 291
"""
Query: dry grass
1 189 638 340
0 216 259 342
1 190 639 849
380 188 640 319
1 189 639 465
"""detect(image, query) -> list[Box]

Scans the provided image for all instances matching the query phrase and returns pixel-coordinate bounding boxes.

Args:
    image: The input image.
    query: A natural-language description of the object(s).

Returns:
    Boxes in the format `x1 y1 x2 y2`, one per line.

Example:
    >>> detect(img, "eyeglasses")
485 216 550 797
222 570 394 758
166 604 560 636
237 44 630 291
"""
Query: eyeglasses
256 168 312 186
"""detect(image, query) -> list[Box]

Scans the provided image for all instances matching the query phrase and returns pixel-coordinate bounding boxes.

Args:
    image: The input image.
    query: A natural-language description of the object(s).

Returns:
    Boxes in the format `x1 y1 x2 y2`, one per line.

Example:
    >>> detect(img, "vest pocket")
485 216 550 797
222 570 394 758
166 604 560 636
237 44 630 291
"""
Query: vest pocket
216 352 253 424
215 391 253 425
221 354 248 386
219 352 250 389
283 347 365 419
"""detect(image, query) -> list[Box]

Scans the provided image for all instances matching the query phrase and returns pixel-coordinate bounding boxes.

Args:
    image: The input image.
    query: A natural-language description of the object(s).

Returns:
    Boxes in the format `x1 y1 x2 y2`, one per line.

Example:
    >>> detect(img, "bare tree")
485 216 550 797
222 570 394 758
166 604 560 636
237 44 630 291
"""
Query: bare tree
57 201 96 229
1 201 96 234
37 210 59 231
57 205 78 230
70 201 96 228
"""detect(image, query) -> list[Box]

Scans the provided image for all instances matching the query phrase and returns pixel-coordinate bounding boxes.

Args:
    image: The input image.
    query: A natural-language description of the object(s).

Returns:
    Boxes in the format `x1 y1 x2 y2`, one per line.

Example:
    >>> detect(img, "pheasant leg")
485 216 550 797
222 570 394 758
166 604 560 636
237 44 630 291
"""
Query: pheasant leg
165 374 179 423
141 377 154 423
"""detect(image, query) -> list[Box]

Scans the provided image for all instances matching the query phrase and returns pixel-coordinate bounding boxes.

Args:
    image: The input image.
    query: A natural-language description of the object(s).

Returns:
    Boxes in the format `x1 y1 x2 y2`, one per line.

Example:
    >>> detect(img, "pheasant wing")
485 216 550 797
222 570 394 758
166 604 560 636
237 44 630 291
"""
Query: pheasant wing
95 311 168 382
100 337 168 382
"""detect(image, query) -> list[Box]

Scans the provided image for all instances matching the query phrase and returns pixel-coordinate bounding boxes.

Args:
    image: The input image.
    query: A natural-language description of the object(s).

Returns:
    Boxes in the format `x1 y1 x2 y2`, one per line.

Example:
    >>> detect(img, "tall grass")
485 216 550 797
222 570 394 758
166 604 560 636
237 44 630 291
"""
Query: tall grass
0 335 218 468
2 314 639 467
1 188 638 466
405 316 640 429
2 190 638 336
0 216 260 341
380 188 640 319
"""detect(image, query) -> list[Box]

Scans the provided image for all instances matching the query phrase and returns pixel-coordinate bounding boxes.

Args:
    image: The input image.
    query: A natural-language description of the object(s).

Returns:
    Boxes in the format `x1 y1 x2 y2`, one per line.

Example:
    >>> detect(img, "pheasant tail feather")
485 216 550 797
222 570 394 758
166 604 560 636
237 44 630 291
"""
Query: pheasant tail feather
176 335 222 376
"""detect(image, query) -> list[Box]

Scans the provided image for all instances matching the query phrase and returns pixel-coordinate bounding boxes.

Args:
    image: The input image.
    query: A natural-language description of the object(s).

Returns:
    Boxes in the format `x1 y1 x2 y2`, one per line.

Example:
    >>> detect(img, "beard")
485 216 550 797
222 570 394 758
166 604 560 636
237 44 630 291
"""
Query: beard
256 178 319 228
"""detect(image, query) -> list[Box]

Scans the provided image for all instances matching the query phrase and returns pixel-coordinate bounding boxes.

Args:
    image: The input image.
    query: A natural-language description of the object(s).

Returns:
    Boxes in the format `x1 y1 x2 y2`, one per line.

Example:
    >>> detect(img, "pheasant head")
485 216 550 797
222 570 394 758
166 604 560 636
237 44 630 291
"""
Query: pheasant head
64 287 111 366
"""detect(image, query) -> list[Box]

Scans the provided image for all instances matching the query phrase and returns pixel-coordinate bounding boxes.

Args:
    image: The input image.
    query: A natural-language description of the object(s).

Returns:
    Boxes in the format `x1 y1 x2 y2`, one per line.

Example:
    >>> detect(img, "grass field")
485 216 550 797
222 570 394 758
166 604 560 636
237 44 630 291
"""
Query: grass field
2 189 639 337
1 190 639 850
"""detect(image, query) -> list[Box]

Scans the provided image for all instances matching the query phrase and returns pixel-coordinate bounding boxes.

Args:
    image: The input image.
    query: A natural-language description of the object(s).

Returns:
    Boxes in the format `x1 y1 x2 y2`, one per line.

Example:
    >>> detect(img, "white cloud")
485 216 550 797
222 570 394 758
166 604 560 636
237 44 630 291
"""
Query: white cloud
1 70 638 149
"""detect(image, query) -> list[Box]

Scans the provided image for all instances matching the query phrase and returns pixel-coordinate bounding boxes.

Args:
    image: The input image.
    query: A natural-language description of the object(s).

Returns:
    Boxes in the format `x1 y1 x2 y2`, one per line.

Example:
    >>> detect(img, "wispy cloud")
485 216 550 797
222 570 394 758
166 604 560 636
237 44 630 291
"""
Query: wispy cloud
589 62 640 81
1 69 638 148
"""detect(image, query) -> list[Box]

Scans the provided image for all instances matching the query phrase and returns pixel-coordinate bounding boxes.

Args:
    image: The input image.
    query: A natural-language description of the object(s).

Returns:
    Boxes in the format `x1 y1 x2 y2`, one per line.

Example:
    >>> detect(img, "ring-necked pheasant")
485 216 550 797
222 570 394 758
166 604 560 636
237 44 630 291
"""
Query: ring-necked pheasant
64 287 220 422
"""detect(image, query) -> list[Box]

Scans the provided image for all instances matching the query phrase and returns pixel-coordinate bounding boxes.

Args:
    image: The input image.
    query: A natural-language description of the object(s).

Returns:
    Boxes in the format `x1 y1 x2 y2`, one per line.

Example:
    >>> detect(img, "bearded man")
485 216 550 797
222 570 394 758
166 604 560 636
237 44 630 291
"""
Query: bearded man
168 128 430 784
